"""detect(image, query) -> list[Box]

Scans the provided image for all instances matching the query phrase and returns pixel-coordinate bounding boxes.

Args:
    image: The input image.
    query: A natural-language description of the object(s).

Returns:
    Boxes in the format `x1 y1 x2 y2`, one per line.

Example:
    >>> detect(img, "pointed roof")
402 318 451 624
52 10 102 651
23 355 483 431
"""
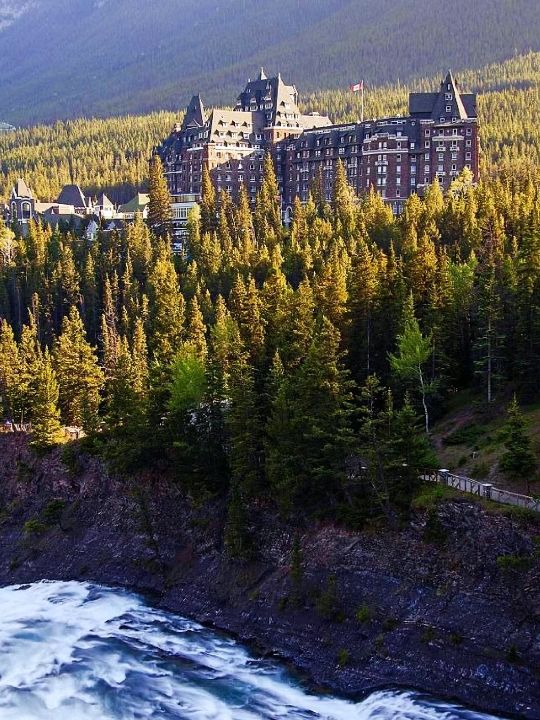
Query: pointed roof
97 192 114 208
258 67 267 81
12 178 33 199
57 184 88 209
431 70 468 120
182 94 206 130
409 70 476 120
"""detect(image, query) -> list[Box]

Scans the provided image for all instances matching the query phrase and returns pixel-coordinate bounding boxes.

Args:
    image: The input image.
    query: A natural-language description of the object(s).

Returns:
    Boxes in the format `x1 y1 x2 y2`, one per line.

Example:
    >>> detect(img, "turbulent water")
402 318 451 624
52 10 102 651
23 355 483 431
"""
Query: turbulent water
0 581 506 720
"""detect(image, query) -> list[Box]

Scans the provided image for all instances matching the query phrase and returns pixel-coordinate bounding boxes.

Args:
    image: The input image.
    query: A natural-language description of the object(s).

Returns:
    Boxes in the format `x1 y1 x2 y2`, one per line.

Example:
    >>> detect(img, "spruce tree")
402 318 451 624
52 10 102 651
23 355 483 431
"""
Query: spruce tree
0 320 20 420
148 154 172 237
500 396 537 486
31 350 64 450
54 307 104 432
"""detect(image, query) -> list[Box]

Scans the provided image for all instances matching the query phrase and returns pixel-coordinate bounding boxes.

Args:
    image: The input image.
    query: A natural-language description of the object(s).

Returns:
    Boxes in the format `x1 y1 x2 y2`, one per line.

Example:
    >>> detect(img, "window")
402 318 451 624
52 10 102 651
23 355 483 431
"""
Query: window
452 128 458 135
425 141 430 148
452 152 458 160
425 153 430 160
466 152 472 159
396 165 401 174
452 164 457 171
425 164 430 173
425 130 430 137
410 142 415 149
446 105 452 112
445 93 452 100
466 128 472 136
438 154 444 161
396 177 401 186
466 139 472 147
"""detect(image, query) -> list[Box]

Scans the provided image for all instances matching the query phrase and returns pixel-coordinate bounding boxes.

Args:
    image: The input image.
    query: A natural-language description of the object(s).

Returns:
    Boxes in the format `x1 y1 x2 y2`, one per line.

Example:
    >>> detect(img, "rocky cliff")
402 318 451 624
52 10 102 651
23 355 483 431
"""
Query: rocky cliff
0 434 538 718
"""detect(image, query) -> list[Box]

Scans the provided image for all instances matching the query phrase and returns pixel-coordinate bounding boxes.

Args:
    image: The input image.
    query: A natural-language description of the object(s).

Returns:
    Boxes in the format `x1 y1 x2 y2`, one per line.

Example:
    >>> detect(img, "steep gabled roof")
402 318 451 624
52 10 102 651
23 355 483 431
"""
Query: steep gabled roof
431 71 468 120
182 94 206 130
57 184 88 208
12 178 33 199
96 193 114 208
409 71 476 120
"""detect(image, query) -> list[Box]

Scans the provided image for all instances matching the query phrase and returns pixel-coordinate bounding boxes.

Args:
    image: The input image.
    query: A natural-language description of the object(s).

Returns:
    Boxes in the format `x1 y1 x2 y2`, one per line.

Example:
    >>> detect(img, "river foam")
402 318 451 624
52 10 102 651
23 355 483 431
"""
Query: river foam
0 581 506 719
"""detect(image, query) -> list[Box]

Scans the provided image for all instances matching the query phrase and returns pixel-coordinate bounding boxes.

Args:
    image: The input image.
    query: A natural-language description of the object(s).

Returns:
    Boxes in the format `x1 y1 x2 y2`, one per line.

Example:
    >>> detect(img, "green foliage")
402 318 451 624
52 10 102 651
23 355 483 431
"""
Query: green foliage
337 648 350 668
422 510 447 546
496 554 533 571
355 604 372 623
168 348 206 416
500 396 538 479
42 499 67 525
23 518 48 536
316 574 342 621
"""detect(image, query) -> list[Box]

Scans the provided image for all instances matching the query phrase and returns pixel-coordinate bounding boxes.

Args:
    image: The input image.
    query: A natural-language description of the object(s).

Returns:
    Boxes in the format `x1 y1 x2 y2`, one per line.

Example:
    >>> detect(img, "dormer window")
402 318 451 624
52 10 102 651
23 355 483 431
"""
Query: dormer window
445 93 452 100
446 105 452 112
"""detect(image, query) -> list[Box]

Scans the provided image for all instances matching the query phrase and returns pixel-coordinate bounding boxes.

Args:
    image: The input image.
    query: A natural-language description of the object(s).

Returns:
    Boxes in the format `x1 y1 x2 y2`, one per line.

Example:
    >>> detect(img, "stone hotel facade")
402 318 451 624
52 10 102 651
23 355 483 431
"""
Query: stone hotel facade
157 69 479 220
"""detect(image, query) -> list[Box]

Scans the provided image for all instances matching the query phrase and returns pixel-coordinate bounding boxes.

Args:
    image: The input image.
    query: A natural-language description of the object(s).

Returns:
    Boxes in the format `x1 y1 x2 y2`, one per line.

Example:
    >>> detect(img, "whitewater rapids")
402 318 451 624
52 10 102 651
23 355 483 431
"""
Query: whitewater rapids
0 581 506 719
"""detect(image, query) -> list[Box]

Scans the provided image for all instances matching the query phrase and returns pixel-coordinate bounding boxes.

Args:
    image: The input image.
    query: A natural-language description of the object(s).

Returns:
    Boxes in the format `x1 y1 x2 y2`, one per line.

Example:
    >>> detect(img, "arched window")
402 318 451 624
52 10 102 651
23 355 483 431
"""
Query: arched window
11 202 17 220
21 201 32 220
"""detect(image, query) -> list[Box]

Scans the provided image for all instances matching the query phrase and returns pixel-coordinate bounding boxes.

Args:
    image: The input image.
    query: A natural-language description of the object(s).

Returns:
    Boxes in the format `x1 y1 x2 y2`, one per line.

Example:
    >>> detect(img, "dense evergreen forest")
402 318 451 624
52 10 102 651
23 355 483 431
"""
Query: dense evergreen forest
2 52 540 203
1 154 539 543
1 0 540 124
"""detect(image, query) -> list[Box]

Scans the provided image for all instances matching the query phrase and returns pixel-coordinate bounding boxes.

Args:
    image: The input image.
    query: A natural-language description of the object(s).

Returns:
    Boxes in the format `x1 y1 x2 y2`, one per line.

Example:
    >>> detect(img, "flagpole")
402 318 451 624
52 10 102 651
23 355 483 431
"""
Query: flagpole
361 82 364 124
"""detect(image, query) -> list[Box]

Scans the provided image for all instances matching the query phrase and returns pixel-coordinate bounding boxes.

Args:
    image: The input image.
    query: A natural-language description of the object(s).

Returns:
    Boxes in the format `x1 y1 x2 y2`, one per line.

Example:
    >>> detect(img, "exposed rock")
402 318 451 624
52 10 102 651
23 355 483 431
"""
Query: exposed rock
0 435 538 718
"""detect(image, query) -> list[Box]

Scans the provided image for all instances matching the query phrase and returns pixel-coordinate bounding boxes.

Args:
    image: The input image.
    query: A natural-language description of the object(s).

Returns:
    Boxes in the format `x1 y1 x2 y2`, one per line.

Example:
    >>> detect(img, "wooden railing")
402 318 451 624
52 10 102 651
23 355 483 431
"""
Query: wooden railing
424 469 540 514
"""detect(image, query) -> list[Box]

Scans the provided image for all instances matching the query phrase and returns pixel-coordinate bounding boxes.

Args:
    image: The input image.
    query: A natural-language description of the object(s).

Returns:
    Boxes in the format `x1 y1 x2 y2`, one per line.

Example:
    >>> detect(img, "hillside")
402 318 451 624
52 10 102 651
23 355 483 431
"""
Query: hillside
2 51 540 203
1 0 540 125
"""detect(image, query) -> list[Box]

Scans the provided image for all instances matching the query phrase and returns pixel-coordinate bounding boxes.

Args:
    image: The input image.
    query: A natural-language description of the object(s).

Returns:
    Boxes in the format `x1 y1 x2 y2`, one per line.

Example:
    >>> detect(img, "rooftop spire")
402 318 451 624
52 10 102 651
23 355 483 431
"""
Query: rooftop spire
258 67 267 81
182 94 206 130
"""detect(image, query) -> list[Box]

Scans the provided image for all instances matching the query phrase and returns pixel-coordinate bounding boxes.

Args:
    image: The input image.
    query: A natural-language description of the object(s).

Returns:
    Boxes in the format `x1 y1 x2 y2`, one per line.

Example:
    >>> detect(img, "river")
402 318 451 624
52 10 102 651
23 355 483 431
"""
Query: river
0 581 507 719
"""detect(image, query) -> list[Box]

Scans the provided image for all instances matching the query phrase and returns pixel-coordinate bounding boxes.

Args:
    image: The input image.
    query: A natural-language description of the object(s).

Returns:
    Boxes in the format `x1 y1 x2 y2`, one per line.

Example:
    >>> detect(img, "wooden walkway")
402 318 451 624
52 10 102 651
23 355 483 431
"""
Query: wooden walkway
424 469 540 514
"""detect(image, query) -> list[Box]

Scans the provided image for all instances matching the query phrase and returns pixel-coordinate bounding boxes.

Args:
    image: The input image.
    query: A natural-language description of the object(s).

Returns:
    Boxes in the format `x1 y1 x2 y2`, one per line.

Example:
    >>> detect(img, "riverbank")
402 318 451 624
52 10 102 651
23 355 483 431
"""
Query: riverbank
0 434 538 718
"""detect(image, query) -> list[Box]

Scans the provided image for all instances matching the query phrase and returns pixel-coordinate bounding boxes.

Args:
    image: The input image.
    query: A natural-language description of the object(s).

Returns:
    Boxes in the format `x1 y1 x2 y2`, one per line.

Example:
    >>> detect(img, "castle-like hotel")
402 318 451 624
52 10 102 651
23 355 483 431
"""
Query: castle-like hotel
157 69 479 221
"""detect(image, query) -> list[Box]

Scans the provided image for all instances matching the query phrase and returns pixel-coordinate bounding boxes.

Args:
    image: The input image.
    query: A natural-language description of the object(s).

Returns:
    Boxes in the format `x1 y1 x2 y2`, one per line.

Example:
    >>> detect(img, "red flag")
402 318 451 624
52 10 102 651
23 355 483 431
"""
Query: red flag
350 81 363 93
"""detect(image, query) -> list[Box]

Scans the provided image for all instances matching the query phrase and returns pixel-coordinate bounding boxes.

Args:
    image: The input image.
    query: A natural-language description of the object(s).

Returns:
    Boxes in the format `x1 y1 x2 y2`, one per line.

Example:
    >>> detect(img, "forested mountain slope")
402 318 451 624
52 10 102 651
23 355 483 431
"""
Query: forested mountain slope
1 0 540 124
2 52 540 202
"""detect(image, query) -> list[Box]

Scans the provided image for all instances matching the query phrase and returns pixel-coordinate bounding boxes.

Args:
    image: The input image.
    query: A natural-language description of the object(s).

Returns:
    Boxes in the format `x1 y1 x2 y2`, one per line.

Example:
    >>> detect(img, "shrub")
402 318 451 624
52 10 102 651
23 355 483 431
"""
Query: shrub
317 574 340 621
470 462 490 479
422 509 447 545
23 518 48 536
356 604 372 623
42 499 67 525
496 554 532 571
443 424 482 447
337 648 350 667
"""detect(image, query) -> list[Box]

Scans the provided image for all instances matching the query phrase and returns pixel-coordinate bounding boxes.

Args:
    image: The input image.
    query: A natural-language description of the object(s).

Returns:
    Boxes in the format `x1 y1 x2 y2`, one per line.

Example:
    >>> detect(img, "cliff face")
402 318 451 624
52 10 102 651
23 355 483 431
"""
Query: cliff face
0 435 539 719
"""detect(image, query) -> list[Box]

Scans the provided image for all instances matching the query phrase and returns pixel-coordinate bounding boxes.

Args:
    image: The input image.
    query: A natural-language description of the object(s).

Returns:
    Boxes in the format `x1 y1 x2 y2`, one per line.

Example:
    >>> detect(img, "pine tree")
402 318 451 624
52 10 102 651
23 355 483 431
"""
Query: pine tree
31 350 64 450
500 395 537 487
389 295 434 433
186 296 208 361
147 242 184 363
148 154 172 237
200 164 217 234
54 307 103 432
0 320 20 419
